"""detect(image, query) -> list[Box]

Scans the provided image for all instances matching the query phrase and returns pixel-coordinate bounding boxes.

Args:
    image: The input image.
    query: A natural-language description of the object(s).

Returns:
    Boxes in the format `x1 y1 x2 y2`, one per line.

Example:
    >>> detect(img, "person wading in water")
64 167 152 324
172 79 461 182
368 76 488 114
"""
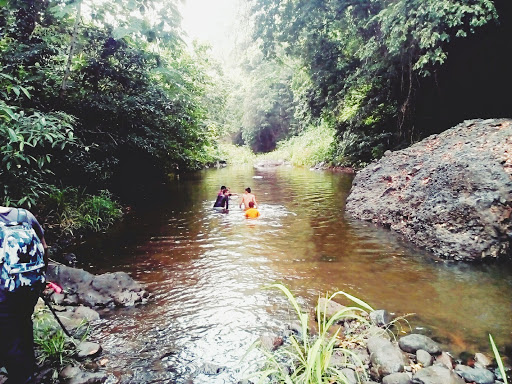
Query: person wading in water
239 187 257 211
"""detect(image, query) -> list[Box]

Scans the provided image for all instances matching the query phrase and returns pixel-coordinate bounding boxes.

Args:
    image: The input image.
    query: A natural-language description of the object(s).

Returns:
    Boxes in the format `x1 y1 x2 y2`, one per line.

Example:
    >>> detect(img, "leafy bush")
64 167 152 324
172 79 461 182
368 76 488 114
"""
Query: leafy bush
0 103 77 207
42 187 122 236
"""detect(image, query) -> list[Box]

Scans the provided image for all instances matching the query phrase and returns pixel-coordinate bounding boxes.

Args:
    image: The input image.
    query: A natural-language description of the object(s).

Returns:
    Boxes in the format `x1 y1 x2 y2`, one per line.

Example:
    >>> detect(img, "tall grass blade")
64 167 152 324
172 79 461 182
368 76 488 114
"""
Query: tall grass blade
329 291 374 312
489 334 508 384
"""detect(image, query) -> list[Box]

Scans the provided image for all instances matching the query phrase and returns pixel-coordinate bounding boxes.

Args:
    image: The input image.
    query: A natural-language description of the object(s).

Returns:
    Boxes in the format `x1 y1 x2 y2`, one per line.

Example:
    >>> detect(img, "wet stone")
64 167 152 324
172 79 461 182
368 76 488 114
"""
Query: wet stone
200 363 225 375
399 334 441 355
52 293 66 305
433 352 454 370
416 349 433 367
67 371 108 384
60 365 81 380
370 309 392 327
76 341 102 359
74 305 101 322
341 368 358 384
382 372 412 384
454 364 495 384
474 352 492 368
316 297 351 320
259 333 283 351
367 336 408 378
412 365 465 384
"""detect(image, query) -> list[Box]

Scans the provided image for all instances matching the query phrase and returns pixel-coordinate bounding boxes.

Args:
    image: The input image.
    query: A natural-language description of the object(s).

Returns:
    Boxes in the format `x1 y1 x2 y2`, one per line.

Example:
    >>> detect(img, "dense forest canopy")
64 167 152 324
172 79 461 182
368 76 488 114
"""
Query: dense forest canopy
0 0 223 207
1 0 511 214
233 0 510 163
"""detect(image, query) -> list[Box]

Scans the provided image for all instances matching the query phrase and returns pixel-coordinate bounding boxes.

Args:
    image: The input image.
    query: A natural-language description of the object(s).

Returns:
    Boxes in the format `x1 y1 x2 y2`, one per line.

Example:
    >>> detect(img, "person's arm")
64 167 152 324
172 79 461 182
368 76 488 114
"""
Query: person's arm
26 210 48 265
41 236 49 268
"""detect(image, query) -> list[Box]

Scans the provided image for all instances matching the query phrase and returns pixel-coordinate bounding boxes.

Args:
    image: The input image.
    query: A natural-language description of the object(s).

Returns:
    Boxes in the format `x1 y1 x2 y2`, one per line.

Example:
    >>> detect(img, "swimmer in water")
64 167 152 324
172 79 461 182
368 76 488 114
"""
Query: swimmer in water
239 187 257 211
244 201 260 219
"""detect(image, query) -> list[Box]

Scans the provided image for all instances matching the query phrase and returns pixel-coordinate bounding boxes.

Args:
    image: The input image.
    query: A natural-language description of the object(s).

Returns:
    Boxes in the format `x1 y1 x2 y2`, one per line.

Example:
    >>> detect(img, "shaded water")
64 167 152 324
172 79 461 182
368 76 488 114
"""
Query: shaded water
84 166 512 383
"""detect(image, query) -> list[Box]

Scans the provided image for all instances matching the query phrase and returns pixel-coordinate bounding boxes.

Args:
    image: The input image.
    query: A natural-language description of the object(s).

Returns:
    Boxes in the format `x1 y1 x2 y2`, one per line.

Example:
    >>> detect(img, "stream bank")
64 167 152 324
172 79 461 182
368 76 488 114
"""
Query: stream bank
254 291 509 384
346 118 512 261
26 268 510 384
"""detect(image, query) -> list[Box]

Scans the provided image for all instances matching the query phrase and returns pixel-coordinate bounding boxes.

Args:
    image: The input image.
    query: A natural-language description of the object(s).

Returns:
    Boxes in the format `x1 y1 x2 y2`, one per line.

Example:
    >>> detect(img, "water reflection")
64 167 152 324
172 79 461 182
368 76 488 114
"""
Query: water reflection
84 166 512 383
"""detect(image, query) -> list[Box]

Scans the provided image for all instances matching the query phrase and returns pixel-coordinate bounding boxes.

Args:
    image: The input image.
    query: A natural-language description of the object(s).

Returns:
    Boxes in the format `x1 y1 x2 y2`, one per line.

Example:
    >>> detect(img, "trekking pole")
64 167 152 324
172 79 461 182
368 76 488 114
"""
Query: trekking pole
39 292 73 338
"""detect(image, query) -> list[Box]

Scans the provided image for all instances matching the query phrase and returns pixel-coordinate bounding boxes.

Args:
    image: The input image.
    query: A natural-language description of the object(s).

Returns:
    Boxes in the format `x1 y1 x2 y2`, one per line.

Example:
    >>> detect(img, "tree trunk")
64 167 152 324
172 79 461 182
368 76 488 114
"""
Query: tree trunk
60 0 82 99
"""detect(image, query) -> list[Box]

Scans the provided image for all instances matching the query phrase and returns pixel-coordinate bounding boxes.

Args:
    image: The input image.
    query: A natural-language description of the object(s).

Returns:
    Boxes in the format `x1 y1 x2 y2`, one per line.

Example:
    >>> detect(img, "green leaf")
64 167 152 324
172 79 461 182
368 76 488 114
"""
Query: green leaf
0 72 14 80
1 106 16 121
7 128 18 142
20 86 31 99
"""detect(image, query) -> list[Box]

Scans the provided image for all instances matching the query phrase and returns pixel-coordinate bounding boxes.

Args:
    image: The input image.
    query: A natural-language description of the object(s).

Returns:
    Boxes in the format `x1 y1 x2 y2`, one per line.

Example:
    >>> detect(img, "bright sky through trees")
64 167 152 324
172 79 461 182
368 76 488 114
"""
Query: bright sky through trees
180 0 239 56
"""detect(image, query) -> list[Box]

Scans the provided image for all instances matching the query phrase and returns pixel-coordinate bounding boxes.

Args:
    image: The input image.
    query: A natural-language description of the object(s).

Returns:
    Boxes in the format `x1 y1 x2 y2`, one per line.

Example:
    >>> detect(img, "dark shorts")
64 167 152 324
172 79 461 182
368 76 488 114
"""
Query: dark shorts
0 289 39 383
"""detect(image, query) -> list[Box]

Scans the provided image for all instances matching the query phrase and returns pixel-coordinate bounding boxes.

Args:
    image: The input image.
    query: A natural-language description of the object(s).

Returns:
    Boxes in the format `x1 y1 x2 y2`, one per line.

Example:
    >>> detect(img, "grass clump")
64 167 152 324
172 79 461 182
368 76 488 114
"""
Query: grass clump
33 306 89 381
217 143 256 166
247 284 375 384
260 122 335 167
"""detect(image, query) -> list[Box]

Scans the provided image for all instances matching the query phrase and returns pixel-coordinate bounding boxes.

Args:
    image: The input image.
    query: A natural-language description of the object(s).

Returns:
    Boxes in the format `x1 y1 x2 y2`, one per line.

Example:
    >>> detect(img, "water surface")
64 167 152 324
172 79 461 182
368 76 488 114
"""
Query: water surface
84 166 512 383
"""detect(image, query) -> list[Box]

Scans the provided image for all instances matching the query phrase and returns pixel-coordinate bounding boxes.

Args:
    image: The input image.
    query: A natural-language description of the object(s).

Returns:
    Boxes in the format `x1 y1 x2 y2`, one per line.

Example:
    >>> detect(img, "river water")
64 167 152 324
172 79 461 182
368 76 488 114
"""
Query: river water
83 166 512 383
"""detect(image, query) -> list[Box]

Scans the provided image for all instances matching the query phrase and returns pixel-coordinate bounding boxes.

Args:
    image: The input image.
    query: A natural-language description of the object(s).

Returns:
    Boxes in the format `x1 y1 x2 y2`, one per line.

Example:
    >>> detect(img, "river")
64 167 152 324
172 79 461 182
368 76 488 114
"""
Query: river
81 166 512 383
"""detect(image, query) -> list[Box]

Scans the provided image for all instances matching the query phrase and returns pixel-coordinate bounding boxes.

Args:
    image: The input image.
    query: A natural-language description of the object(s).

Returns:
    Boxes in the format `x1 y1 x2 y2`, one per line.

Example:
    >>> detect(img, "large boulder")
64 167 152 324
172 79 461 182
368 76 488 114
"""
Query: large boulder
47 264 148 308
346 118 512 261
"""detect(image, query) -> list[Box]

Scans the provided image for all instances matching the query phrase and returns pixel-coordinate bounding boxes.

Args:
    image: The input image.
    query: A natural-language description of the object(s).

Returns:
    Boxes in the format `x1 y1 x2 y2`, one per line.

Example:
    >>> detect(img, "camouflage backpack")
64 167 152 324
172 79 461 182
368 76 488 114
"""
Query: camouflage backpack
0 208 46 292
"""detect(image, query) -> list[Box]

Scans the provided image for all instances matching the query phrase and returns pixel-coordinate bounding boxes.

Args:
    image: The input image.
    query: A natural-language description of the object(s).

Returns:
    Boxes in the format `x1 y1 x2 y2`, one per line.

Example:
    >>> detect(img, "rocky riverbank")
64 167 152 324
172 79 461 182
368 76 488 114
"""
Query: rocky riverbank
27 263 148 384
346 118 512 261
255 295 508 384
10 263 506 384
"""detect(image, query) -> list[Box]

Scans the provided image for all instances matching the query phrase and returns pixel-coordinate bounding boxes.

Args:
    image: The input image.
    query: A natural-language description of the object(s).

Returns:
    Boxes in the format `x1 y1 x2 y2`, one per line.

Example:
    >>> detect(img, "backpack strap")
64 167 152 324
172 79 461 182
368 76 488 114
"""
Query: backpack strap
17 208 28 224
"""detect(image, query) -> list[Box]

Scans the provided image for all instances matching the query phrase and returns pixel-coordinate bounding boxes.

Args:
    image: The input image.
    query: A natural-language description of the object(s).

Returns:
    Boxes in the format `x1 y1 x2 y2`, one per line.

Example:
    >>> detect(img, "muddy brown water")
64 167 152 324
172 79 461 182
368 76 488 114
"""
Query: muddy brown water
81 166 512 383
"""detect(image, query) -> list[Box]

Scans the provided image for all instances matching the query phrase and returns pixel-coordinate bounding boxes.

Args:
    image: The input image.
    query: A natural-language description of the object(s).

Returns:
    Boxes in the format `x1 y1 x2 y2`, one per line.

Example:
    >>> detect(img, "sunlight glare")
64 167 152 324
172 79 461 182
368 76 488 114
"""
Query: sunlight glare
180 0 239 54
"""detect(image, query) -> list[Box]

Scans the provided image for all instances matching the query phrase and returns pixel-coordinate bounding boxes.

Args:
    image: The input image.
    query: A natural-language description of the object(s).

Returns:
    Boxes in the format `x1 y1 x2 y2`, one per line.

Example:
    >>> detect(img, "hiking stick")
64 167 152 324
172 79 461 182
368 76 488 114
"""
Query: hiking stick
39 293 73 338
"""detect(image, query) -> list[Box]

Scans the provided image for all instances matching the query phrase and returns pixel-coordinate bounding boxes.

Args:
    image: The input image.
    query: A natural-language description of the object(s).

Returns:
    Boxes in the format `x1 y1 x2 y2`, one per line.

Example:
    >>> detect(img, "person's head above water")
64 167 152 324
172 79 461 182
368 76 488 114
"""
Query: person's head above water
249 201 255 208
245 187 251 193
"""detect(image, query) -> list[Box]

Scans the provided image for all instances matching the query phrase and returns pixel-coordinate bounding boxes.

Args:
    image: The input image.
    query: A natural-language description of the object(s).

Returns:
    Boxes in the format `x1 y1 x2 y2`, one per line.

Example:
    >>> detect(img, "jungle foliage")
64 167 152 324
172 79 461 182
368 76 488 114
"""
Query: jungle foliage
1 0 511 211
235 0 509 165
0 0 222 209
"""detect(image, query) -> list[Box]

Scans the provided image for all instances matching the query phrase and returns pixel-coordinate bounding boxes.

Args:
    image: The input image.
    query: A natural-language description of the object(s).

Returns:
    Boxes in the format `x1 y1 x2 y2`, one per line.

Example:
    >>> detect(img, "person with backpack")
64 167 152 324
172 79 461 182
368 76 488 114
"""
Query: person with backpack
0 206 48 384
